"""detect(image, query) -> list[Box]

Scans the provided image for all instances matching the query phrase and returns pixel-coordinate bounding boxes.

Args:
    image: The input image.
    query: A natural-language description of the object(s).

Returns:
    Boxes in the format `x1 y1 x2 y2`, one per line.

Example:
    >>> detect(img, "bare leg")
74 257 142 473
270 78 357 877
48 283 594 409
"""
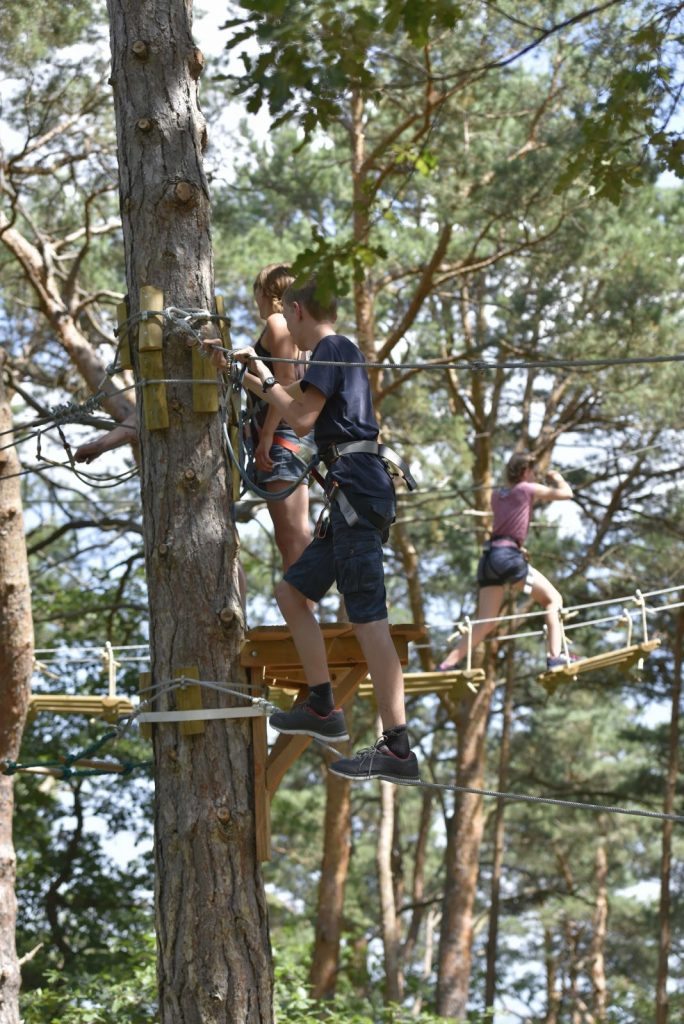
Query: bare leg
439 585 505 669
275 579 329 685
352 619 405 730
265 481 311 571
520 566 563 656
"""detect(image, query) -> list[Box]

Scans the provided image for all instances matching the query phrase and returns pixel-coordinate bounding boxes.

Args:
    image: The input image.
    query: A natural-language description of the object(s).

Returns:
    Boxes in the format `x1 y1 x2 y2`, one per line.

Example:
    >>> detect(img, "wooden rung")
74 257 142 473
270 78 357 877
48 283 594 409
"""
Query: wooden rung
538 640 661 691
28 694 134 723
357 669 485 699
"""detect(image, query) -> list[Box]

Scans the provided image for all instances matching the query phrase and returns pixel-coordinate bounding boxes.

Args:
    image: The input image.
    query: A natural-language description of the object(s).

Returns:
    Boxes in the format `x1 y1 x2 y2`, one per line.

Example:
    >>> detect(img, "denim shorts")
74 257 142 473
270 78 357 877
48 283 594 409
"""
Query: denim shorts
477 544 528 588
249 427 317 486
283 493 395 623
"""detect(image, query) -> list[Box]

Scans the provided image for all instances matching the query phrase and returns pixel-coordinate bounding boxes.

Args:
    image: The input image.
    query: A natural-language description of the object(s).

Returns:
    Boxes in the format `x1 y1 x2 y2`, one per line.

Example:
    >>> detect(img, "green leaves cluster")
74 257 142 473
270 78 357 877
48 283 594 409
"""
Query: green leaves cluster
221 0 464 133
556 8 684 203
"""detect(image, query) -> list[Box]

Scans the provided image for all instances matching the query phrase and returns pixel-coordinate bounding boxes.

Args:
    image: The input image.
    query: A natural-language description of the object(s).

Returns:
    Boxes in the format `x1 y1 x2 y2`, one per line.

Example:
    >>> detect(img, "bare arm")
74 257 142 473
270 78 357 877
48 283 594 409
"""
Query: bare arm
237 346 326 436
255 315 302 467
530 469 573 503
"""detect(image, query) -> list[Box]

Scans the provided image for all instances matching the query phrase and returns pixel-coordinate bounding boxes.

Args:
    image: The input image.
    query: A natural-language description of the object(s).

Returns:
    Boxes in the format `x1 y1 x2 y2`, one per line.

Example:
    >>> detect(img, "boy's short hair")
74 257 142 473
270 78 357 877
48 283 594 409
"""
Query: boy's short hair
253 263 295 312
283 276 338 323
506 451 536 485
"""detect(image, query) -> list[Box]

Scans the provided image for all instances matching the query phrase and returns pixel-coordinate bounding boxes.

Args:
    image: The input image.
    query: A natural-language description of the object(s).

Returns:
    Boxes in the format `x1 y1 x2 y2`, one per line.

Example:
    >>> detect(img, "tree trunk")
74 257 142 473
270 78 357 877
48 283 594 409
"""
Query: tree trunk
105 3 272 1021
309 765 352 998
544 927 562 1024
590 833 608 1022
377 778 403 1003
0 355 34 1024
436 669 496 1017
402 790 432 967
655 606 683 1024
484 642 516 1010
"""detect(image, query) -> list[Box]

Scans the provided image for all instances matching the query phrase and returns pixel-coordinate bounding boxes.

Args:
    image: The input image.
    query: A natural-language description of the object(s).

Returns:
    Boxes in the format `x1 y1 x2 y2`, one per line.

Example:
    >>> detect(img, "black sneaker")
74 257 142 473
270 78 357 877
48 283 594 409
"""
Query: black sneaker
329 738 420 785
269 702 349 743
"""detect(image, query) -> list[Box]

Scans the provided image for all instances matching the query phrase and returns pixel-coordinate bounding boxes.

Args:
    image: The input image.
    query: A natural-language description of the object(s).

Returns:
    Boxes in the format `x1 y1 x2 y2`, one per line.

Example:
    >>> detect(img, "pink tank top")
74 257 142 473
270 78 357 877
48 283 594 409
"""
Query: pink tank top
490 482 535 546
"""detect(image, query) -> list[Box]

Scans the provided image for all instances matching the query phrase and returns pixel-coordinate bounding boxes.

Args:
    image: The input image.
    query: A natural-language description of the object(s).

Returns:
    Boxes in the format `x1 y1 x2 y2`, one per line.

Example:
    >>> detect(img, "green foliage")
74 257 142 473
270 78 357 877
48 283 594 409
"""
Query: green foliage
21 936 157 1024
0 0 104 68
555 5 684 203
222 0 465 133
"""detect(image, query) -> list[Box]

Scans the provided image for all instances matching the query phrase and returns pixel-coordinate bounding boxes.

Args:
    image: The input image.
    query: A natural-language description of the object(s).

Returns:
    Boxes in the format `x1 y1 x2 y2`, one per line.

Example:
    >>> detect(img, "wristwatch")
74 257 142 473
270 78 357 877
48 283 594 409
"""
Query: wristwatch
261 375 277 393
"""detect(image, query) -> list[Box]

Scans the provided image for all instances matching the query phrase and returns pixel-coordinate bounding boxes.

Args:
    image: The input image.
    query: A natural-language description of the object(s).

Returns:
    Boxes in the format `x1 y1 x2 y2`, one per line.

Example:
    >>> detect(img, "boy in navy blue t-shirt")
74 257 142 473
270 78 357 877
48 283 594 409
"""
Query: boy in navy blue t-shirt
233 278 418 784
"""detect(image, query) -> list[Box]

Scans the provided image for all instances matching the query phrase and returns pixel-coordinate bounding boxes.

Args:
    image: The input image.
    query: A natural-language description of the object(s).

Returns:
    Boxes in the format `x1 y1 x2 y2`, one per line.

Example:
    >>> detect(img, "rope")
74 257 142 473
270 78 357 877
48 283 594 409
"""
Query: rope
217 373 318 503
405 776 684 824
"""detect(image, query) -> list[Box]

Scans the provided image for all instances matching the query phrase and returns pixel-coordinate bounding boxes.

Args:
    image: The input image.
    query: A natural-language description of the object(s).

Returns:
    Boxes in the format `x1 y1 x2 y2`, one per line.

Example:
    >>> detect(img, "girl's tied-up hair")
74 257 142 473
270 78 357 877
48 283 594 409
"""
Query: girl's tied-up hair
252 263 295 312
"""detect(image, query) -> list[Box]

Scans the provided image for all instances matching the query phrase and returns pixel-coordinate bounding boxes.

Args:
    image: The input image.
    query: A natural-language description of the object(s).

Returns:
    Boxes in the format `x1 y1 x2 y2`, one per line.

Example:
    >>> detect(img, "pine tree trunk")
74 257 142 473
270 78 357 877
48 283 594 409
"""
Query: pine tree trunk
0 357 34 1024
590 833 608 1021
543 927 561 1024
484 643 516 1010
436 669 497 1017
377 778 403 1003
656 607 683 1024
105 3 272 1020
309 767 352 998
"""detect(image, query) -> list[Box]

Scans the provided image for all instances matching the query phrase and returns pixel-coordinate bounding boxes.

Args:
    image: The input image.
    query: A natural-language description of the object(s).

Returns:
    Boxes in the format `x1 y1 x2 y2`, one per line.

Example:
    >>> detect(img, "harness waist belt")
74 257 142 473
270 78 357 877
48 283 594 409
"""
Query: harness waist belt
321 440 416 490
273 434 301 454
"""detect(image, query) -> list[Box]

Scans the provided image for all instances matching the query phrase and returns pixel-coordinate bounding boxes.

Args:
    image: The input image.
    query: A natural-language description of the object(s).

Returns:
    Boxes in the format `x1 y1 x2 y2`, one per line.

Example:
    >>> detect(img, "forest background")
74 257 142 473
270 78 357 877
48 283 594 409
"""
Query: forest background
1 1 683 1022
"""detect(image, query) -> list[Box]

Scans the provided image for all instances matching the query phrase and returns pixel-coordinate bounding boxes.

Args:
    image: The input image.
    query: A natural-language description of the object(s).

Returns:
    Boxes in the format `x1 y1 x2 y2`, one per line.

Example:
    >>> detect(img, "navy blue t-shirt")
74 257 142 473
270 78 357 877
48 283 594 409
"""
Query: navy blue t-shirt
300 334 392 497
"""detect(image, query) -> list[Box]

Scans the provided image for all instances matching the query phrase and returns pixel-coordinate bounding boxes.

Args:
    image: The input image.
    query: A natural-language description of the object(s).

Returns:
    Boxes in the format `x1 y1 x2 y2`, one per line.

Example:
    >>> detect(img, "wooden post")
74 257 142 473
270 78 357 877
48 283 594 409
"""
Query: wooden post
173 665 205 737
191 346 219 413
137 284 169 430
117 297 132 369
215 295 240 502
138 672 153 740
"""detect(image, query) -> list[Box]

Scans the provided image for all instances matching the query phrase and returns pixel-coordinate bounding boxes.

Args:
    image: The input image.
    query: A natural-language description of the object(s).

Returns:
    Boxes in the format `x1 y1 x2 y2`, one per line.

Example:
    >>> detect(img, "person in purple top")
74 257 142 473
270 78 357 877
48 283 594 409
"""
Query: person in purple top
439 451 574 671
232 276 419 785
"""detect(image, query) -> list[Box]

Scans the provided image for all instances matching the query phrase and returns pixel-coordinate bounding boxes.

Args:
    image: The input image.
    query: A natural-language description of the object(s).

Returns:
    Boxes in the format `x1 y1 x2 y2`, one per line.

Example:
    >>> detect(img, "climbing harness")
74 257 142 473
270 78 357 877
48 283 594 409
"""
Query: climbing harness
319 439 417 491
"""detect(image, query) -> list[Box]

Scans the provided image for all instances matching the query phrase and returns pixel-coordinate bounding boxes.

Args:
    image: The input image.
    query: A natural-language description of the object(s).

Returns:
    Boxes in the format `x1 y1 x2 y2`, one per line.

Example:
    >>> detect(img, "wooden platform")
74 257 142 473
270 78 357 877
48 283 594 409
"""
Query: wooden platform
538 639 661 693
240 622 426 861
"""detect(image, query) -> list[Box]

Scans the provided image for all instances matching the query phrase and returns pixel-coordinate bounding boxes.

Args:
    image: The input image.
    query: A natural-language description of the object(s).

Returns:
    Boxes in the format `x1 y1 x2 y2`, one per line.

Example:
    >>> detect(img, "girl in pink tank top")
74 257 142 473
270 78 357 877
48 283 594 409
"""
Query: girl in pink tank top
439 452 574 671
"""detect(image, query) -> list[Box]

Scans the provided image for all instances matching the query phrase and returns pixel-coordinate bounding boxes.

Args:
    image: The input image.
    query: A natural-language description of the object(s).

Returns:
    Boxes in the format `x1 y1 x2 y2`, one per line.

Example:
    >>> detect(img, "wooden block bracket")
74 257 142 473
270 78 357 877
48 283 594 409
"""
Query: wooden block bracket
138 284 169 430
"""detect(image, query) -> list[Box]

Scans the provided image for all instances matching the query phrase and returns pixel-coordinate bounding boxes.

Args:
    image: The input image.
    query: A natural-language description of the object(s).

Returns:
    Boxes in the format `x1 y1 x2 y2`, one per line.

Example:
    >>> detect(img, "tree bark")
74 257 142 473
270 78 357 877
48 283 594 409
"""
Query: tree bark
484 642 516 1010
309 766 352 998
377 778 403 1003
105 3 272 1021
0 354 34 1024
655 607 683 1024
590 832 608 1022
543 927 561 1024
436 668 496 1017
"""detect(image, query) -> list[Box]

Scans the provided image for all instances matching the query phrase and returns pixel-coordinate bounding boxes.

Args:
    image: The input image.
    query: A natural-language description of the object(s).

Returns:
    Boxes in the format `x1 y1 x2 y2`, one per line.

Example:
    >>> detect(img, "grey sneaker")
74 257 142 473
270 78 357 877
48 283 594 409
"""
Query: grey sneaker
269 702 349 743
329 738 420 785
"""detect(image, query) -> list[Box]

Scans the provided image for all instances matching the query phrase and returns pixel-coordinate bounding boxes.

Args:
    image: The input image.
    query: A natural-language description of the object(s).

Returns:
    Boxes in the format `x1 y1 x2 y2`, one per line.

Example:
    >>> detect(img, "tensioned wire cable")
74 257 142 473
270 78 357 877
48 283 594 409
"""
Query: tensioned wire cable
13 670 683 822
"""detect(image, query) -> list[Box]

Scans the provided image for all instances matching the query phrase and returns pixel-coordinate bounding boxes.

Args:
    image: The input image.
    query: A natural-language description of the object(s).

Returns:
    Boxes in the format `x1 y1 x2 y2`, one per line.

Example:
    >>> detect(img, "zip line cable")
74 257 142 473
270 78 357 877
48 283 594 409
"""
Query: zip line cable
11 672 684 823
